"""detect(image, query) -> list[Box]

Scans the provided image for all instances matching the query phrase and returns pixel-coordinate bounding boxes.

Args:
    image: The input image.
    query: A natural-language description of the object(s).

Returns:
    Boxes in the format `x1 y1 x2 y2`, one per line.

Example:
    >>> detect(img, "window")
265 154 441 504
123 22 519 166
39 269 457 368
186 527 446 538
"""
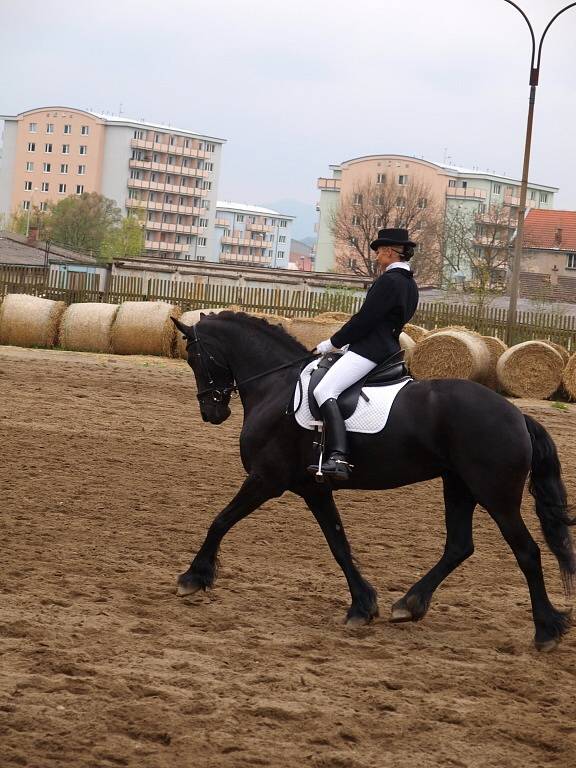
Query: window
78 165 86 175
398 175 408 185
376 173 386 184
280 219 288 227
184 139 190 149
567 253 576 270
206 143 216 152
41 182 49 192
149 192 156 202
154 133 161 143
64 124 72 134
81 125 90 135
24 181 32 191
62 144 70 154
279 235 286 243
278 251 285 258
169 136 176 146
530 190 537 200
46 123 54 133
79 145 87 155
506 186 513 194
351 215 360 226
39 202 48 212
478 203 486 213
397 197 406 208
45 143 53 153
76 184 84 194
166 175 172 185
540 192 549 203
133 129 144 140
28 142 36 152
448 179 457 187
29 122 37 132
198 237 207 247
26 161 34 171
59 183 67 194
461 181 468 188
130 169 141 180
353 194 362 206
199 218 209 227
60 163 68 174
493 183 501 194
43 162 51 172
418 198 427 209
236 214 244 222
205 161 214 171
203 181 212 190
22 200 31 210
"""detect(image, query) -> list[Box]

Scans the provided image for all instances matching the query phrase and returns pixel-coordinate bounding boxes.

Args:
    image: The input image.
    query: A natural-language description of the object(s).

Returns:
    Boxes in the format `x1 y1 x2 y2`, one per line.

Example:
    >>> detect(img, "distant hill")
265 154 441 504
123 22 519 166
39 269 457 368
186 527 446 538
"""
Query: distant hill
261 198 317 241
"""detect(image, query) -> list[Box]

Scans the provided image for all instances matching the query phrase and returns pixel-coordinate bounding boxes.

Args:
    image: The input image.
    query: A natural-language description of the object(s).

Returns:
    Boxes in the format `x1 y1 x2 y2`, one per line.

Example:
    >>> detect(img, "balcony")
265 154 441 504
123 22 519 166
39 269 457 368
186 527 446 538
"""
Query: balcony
317 177 341 191
131 138 211 160
446 187 487 200
246 222 275 233
504 194 521 206
146 221 200 235
215 218 229 227
221 235 269 249
145 240 193 253
125 198 203 216
220 252 272 266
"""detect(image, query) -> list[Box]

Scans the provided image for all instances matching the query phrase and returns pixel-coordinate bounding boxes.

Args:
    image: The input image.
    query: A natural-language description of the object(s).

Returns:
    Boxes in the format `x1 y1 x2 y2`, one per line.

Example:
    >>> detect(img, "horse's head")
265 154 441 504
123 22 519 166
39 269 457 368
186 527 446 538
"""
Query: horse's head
172 315 233 425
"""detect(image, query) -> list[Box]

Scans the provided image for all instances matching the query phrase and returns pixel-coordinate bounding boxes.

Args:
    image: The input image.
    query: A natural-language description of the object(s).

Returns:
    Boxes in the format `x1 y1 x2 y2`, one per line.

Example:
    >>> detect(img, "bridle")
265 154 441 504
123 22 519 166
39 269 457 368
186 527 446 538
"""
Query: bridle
185 325 317 405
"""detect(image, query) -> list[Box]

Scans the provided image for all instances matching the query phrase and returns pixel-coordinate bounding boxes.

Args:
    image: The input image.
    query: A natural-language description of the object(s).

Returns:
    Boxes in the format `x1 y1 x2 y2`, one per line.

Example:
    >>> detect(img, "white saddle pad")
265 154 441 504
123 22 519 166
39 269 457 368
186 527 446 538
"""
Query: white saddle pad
293 360 412 434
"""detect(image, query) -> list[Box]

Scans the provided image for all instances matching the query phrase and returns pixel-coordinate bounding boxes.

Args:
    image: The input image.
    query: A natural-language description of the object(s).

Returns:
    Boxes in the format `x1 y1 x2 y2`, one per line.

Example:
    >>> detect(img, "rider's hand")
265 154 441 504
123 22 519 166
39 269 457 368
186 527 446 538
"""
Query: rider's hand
316 339 340 355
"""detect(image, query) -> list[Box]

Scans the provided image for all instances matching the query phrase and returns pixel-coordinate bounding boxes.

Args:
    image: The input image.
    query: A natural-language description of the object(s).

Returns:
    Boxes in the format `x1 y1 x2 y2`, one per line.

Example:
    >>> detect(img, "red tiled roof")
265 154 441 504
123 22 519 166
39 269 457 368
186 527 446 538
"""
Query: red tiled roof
523 209 576 250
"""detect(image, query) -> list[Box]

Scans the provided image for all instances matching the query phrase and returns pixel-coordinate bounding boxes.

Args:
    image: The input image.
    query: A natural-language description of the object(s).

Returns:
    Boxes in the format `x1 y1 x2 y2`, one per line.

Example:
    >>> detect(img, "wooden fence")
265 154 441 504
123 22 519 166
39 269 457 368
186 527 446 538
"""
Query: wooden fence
1 265 575 350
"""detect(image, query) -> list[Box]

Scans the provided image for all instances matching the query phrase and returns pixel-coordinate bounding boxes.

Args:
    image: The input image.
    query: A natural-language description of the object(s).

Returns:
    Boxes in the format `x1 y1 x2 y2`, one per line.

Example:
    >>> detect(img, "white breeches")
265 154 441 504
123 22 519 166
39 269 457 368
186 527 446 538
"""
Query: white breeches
313 351 377 407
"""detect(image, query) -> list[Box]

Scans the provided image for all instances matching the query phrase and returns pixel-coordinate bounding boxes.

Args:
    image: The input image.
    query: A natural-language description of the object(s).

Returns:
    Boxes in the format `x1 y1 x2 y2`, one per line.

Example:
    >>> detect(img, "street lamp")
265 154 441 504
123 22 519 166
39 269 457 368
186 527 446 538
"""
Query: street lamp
504 1 576 342
25 187 39 237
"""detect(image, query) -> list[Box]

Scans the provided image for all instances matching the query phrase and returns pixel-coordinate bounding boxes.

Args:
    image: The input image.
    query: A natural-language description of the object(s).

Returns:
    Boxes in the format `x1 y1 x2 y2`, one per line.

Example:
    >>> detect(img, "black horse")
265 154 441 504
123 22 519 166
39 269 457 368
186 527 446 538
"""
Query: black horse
172 311 575 651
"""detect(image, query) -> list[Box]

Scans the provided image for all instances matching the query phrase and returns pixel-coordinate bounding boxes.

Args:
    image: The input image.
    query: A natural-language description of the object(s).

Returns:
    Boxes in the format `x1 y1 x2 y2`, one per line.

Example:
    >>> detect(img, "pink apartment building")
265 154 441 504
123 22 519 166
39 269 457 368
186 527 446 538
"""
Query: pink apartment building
0 106 225 260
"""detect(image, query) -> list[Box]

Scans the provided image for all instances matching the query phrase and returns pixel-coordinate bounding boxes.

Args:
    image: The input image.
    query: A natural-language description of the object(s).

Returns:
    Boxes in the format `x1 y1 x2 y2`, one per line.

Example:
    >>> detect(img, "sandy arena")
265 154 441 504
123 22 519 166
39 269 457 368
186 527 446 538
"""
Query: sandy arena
1 345 576 768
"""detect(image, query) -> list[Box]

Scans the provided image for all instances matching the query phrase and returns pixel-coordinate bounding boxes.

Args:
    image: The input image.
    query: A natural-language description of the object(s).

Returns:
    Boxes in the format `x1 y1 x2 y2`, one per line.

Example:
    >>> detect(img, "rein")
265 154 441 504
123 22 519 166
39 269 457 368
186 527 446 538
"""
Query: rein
185 325 317 403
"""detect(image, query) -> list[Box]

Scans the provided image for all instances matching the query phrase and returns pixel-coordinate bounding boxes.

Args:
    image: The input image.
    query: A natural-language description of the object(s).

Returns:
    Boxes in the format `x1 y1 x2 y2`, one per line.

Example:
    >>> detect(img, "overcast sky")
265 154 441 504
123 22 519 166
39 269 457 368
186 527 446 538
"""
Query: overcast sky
1 0 575 222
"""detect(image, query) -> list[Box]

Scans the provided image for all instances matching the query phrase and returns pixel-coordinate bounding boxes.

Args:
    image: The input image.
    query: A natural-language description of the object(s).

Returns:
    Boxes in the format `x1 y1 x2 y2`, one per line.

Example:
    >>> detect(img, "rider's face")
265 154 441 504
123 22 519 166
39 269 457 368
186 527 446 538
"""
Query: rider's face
376 245 401 269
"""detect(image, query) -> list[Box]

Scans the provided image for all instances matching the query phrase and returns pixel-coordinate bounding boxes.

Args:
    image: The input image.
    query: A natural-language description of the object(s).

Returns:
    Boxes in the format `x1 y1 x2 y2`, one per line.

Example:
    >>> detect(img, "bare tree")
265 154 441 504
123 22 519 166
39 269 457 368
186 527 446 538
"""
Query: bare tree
329 178 444 283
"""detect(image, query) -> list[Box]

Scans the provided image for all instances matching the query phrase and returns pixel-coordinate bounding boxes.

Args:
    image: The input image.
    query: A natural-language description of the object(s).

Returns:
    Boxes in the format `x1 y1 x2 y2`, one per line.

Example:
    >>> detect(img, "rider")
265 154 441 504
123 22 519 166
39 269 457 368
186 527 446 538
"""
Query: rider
307 228 419 482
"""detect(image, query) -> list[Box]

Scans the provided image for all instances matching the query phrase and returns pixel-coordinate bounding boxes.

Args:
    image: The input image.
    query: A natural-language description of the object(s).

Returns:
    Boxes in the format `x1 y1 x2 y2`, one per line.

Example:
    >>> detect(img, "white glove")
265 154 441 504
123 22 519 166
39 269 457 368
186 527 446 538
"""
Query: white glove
316 339 340 355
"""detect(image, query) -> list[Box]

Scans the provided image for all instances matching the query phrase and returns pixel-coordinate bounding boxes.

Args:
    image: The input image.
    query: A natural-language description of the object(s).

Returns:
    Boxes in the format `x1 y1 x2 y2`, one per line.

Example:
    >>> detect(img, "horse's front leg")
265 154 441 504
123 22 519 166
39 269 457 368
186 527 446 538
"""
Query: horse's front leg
300 485 378 625
177 474 274 596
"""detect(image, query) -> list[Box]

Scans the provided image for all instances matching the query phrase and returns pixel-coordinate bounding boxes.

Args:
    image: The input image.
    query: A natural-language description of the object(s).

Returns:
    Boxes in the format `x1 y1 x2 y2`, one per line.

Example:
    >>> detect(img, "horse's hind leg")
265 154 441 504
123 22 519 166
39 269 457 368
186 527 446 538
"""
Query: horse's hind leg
390 472 475 623
177 474 274 596
300 485 379 625
487 503 571 652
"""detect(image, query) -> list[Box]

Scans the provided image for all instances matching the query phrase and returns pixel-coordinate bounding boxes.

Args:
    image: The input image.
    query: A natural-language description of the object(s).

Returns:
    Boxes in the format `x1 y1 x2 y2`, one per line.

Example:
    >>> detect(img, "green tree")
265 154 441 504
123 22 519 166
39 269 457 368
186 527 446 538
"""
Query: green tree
8 205 49 238
45 192 121 254
101 214 145 262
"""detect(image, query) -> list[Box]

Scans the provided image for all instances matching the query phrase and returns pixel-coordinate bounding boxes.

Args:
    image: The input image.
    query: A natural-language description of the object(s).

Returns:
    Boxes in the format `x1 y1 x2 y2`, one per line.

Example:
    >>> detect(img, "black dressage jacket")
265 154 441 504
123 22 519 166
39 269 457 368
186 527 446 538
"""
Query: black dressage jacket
330 268 419 363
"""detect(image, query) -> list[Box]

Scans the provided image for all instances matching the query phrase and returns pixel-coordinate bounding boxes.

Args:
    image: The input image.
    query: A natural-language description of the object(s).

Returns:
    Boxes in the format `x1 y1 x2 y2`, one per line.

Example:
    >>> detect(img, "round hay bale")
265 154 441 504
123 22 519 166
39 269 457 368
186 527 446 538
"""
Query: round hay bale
111 301 181 357
562 353 576 401
480 335 508 390
0 293 65 348
403 323 428 342
544 341 570 367
314 311 351 323
399 331 415 365
59 302 119 353
410 331 490 382
290 317 342 352
496 341 564 399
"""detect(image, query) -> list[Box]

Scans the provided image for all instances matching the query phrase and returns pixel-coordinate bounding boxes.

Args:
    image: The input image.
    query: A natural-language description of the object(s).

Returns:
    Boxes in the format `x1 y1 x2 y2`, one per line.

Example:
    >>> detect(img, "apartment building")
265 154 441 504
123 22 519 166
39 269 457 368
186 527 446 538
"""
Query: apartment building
213 202 294 268
0 106 225 259
519 208 576 303
315 155 558 280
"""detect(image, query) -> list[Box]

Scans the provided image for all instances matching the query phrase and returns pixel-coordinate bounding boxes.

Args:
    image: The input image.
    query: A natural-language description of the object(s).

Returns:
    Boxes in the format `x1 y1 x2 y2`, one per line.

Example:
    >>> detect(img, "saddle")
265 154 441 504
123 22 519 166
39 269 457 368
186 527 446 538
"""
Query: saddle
307 349 410 421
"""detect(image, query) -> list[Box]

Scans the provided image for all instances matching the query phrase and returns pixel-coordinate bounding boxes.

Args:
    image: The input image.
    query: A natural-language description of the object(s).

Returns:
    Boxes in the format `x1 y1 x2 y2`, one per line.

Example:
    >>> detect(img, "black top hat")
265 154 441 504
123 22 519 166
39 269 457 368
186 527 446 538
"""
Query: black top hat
370 228 417 251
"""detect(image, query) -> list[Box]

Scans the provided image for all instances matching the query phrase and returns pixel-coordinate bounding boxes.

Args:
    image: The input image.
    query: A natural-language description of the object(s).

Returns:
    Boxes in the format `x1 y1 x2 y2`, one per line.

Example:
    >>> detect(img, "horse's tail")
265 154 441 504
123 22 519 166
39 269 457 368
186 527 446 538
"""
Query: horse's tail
524 414 576 595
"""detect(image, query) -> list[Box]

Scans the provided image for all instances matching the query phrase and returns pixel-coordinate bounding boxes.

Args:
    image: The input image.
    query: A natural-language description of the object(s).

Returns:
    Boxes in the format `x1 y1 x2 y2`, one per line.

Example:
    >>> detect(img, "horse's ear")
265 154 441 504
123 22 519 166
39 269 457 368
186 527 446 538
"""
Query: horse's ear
199 311 206 318
171 316 192 337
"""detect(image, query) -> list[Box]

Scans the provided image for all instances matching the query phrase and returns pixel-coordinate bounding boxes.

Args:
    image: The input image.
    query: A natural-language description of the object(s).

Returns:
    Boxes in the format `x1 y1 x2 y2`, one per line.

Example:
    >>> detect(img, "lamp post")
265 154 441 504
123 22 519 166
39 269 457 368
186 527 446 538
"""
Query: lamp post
504 1 576 342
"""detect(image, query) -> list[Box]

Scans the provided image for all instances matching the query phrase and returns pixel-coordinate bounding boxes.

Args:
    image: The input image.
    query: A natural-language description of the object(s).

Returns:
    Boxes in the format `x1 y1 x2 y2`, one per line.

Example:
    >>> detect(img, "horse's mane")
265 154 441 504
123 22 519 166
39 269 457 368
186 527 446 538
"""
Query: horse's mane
203 311 308 355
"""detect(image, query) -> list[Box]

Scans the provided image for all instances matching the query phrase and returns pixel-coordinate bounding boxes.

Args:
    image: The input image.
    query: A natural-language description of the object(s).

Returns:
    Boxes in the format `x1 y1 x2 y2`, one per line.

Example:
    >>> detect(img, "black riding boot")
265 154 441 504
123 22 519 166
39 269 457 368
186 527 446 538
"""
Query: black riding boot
307 398 352 483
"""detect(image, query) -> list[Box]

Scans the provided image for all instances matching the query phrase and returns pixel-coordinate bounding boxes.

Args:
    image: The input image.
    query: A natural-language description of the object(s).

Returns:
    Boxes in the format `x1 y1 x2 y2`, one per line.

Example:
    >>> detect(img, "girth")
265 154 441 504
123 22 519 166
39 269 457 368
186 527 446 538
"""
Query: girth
307 349 410 421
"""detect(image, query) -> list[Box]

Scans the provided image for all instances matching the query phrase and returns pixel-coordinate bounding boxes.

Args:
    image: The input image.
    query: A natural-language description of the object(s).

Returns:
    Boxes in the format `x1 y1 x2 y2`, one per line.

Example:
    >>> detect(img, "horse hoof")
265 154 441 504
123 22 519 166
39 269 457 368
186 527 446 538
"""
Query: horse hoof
535 637 559 653
346 614 371 627
177 581 201 597
389 606 413 623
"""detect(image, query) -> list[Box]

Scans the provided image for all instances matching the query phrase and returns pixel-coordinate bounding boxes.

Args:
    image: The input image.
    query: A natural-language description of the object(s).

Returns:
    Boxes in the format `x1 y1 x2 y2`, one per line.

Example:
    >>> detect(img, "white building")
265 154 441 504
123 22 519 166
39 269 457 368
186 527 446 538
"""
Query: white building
212 201 294 268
